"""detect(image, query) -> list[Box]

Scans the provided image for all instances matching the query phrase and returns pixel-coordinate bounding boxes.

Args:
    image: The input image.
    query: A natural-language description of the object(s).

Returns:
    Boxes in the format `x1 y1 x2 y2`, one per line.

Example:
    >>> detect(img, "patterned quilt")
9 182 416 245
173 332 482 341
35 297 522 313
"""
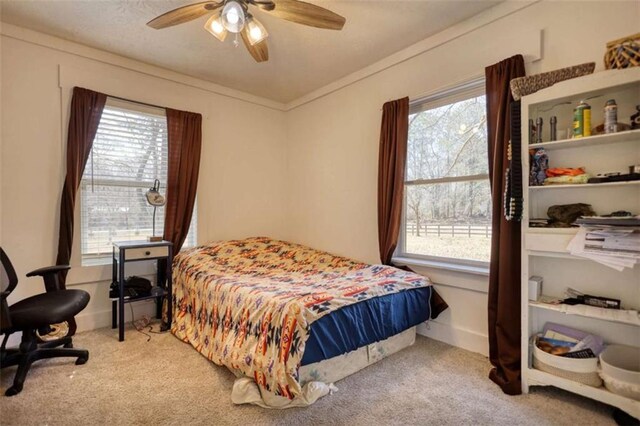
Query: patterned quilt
171 237 432 399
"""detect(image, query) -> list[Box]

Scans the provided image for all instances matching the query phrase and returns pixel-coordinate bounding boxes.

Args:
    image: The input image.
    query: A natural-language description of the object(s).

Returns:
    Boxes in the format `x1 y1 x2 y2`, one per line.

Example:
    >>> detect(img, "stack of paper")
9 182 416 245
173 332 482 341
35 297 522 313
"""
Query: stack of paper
567 225 640 271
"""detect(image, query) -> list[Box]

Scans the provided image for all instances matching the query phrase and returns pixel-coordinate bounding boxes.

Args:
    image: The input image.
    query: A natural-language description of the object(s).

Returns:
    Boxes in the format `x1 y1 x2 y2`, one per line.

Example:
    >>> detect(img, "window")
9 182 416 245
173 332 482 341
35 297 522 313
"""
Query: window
80 99 196 265
398 79 491 265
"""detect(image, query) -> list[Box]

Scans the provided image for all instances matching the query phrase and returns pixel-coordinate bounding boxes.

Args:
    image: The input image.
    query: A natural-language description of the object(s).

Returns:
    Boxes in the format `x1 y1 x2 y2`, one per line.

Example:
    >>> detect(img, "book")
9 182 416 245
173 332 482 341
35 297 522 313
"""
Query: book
543 330 579 344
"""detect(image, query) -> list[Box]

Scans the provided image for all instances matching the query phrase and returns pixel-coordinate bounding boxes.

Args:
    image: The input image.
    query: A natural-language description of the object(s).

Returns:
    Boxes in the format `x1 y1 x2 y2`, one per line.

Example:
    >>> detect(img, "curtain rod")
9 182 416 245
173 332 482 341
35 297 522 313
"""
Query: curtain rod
107 94 166 111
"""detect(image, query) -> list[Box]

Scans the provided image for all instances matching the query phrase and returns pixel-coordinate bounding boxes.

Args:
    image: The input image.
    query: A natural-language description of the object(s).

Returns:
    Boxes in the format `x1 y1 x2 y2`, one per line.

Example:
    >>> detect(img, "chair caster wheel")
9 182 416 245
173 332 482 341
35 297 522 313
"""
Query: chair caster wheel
76 354 88 365
613 408 639 425
63 342 73 349
5 385 22 396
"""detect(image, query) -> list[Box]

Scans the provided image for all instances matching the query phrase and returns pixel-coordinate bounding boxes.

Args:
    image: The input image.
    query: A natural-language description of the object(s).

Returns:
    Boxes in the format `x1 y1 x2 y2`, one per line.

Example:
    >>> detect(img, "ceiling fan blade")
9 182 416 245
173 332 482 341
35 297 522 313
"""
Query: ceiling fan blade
241 28 269 62
265 0 345 30
249 0 276 11
147 1 222 29
254 3 276 11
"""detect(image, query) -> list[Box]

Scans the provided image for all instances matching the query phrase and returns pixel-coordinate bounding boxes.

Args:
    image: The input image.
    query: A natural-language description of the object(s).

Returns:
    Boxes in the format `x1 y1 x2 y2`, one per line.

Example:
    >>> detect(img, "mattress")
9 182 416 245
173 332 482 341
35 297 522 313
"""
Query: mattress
171 237 434 400
299 326 417 385
231 327 418 408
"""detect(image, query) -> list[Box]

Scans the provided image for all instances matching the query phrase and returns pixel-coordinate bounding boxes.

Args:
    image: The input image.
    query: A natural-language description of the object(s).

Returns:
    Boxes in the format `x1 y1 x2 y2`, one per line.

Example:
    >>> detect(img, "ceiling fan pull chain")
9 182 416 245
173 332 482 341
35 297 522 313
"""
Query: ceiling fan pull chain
233 32 239 47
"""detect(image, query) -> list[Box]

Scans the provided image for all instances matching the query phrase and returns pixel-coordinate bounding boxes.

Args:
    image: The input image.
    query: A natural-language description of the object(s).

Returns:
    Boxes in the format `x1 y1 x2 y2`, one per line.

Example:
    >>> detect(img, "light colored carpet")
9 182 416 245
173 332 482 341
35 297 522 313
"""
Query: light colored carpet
1 324 615 425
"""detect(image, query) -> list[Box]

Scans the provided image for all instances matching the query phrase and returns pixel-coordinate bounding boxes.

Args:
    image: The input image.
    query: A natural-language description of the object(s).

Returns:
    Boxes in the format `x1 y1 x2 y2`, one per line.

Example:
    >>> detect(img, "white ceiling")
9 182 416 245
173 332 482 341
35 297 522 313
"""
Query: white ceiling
0 0 501 103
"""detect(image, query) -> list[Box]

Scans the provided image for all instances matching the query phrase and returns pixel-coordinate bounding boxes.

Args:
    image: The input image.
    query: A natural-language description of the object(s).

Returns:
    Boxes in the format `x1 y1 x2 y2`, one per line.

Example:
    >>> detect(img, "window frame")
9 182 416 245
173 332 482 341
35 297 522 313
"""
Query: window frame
395 77 491 271
79 98 197 266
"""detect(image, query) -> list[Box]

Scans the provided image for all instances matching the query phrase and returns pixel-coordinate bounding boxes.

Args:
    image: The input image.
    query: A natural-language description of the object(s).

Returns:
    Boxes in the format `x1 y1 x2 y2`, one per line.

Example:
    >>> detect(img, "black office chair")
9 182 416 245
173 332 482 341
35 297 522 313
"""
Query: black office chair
0 248 90 396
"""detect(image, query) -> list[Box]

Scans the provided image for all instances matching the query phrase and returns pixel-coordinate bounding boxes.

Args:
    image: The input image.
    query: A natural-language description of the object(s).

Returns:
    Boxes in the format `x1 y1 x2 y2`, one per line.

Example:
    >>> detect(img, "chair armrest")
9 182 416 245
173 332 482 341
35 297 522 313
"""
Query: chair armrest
26 265 70 292
26 265 70 278
1 291 11 331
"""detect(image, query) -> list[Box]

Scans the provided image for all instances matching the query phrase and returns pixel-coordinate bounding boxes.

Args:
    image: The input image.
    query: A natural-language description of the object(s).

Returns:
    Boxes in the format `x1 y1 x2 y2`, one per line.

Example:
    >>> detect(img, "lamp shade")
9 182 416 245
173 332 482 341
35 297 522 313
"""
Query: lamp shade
221 1 245 34
246 16 268 45
205 14 228 41
146 179 166 207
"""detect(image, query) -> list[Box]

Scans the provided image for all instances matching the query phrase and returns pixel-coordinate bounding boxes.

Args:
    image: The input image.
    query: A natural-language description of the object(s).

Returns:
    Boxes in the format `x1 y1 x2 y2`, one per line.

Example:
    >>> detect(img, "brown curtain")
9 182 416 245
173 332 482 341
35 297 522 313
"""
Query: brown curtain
163 108 202 253
56 87 107 279
378 97 409 265
485 54 526 395
377 97 448 319
54 87 106 336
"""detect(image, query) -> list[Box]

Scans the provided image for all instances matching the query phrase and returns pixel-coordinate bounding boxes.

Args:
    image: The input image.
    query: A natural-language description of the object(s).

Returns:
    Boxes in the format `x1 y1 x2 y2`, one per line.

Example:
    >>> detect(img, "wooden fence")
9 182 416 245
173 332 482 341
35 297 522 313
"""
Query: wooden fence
406 223 491 238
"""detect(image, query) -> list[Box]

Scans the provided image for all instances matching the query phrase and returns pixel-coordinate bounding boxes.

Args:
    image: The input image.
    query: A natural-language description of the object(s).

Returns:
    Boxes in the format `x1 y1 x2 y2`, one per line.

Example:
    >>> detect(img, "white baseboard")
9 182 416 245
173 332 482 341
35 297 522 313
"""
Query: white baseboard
417 321 489 357
75 299 157 332
75 309 114 332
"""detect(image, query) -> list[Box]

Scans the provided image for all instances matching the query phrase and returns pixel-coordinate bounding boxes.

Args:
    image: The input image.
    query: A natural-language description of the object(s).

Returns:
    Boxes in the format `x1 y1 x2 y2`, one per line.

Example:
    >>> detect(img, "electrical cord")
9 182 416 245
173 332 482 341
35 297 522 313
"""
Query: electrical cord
128 303 166 342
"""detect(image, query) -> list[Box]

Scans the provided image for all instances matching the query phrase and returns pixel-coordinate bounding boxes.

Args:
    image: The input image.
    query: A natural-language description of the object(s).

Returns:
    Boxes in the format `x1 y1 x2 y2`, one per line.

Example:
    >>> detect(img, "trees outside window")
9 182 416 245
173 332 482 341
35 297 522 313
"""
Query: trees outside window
401 86 491 264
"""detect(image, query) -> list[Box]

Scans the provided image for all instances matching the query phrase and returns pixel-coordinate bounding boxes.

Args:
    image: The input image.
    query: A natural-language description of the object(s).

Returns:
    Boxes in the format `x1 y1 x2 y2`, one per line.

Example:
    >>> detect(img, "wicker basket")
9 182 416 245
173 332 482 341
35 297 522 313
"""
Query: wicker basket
532 337 603 387
510 62 595 101
600 345 640 400
604 33 640 69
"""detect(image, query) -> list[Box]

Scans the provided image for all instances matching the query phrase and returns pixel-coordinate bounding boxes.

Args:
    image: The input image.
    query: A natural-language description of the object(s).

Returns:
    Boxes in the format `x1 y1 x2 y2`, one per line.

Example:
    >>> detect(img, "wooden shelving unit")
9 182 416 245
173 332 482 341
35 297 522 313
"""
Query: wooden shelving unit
520 67 640 419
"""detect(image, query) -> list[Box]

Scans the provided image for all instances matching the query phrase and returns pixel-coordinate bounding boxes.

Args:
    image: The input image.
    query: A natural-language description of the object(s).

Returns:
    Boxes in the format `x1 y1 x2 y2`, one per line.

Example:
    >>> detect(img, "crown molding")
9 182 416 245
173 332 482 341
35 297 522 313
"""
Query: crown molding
0 22 287 111
284 0 541 111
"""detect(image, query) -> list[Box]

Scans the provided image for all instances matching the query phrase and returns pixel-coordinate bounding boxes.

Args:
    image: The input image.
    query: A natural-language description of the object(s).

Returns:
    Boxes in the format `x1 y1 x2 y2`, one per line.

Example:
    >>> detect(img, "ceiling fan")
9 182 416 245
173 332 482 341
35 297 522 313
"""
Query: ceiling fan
147 0 346 63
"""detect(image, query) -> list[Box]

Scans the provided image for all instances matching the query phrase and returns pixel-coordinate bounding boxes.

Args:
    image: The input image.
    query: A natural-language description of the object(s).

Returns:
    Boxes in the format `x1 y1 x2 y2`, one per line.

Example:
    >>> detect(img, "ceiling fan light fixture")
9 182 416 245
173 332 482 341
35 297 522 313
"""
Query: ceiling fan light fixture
204 14 228 41
221 0 246 34
147 0 346 63
246 17 268 46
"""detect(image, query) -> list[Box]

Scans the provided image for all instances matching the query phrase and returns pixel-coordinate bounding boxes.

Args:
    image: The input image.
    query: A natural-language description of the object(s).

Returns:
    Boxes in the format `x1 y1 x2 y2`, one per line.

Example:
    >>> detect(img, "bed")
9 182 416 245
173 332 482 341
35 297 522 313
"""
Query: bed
171 237 442 406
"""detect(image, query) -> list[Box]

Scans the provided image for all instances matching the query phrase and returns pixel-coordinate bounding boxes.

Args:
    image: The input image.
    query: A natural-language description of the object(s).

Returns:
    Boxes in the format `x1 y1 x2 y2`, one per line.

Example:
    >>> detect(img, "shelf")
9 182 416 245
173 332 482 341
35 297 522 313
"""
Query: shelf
527 227 578 234
522 68 640 107
110 290 168 303
528 129 640 150
525 229 579 258
530 298 640 326
525 231 576 256
529 180 640 191
527 250 582 260
526 367 640 419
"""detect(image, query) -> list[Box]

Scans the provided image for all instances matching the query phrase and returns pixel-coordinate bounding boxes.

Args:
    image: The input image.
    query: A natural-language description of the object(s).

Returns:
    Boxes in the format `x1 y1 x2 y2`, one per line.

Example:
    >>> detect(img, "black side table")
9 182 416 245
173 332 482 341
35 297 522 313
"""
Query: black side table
111 240 173 342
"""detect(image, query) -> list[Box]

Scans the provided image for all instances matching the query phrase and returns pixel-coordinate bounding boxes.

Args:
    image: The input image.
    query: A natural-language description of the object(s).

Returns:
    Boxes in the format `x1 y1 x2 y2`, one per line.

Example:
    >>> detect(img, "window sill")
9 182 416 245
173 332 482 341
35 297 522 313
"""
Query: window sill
392 256 490 277
82 257 112 267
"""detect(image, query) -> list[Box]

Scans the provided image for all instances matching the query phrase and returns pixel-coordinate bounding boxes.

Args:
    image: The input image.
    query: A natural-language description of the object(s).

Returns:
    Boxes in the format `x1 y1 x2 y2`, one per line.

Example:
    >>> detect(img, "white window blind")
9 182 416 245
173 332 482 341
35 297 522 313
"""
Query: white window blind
80 99 196 265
